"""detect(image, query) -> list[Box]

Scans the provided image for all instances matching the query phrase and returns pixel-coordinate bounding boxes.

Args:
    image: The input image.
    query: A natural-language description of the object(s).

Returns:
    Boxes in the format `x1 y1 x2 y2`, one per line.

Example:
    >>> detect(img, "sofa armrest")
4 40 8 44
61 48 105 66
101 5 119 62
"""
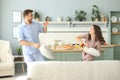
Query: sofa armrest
3 53 14 63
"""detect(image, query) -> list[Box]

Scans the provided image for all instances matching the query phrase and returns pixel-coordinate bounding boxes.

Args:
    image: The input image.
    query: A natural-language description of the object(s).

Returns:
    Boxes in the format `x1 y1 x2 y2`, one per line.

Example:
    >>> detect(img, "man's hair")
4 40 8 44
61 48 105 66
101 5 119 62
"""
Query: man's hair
23 9 33 17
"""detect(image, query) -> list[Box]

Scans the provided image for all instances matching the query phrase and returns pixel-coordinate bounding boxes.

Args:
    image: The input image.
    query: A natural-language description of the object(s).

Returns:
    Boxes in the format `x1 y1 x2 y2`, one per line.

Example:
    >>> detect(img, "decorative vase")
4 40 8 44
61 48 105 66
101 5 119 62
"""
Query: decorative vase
57 16 62 22
95 18 98 21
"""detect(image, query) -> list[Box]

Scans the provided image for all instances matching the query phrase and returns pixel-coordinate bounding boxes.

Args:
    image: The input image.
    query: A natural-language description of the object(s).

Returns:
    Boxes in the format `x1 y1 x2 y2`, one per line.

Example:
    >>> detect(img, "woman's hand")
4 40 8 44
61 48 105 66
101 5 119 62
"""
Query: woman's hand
80 42 88 48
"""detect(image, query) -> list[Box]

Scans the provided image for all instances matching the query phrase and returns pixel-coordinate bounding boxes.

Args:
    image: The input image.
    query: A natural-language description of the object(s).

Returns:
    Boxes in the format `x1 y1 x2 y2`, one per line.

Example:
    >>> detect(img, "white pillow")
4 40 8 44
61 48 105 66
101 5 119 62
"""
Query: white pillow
83 47 100 57
39 45 54 59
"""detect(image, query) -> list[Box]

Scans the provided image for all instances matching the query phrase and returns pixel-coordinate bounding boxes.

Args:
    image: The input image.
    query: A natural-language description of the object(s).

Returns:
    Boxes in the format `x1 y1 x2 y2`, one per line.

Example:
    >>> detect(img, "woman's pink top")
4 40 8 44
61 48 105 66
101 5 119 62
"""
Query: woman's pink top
81 34 101 61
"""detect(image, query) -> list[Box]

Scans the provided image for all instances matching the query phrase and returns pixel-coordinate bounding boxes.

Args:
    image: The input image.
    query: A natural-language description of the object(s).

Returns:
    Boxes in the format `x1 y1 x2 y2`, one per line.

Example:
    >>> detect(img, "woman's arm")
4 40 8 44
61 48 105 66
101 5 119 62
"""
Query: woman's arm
75 34 87 44
75 35 84 43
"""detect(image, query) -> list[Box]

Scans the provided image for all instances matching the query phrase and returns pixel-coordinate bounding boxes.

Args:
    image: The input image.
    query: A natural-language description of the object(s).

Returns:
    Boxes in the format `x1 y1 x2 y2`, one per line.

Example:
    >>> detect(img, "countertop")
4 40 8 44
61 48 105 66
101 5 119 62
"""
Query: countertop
101 45 115 48
52 45 115 53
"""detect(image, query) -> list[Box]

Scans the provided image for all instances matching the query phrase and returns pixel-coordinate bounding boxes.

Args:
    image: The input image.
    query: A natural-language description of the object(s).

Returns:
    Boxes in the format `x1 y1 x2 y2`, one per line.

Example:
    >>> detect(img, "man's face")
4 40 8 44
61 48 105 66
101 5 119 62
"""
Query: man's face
25 13 33 23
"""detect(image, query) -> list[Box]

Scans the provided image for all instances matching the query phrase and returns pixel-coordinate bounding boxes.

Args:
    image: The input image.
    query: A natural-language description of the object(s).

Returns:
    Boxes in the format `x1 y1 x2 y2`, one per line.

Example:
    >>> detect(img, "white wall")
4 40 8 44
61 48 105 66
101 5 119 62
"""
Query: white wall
0 0 1 39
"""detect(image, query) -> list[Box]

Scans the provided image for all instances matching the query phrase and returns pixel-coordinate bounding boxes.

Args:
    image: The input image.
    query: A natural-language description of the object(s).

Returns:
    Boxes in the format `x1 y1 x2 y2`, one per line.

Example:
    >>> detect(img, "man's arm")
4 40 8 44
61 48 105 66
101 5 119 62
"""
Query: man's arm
19 40 40 48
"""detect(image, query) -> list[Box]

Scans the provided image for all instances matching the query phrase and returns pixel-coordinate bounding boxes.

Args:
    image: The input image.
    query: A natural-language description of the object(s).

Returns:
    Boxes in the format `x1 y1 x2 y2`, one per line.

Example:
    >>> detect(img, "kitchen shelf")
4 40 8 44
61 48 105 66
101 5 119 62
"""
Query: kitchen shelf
72 21 107 24
39 21 107 27
39 21 70 25
71 21 107 27
110 11 120 44
39 21 71 27
111 32 120 34
109 11 120 60
111 44 120 47
111 22 120 24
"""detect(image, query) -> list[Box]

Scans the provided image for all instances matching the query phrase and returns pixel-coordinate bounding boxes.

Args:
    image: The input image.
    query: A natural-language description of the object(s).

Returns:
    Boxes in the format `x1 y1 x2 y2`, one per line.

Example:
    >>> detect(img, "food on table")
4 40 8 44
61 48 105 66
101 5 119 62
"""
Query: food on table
80 43 85 48
74 44 81 49
63 44 73 50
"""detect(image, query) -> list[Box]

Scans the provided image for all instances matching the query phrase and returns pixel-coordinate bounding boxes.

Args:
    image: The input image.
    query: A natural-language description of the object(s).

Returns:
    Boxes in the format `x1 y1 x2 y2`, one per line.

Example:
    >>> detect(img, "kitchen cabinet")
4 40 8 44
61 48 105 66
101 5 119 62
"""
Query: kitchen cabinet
109 11 120 60
46 45 114 61
53 52 82 61
114 46 120 60
110 11 120 45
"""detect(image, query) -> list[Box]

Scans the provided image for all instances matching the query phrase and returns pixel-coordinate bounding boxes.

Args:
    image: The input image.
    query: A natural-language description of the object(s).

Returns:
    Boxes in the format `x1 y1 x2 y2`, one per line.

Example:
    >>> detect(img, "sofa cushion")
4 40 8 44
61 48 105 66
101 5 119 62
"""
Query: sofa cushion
27 61 120 80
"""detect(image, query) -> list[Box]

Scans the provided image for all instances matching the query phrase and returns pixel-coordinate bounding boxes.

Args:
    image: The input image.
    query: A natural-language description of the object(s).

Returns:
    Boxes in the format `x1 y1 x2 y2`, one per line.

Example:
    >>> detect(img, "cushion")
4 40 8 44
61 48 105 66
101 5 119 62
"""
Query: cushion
83 47 100 57
39 45 54 59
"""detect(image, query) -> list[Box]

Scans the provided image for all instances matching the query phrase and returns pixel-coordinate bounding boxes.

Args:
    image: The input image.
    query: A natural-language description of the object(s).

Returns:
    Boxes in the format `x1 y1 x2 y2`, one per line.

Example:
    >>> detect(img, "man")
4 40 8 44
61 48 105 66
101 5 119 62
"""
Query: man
17 9 48 65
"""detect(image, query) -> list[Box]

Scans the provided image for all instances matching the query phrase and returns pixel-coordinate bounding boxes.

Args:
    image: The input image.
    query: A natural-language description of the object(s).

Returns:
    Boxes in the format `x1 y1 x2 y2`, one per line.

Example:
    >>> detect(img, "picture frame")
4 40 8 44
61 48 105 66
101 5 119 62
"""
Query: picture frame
13 11 22 23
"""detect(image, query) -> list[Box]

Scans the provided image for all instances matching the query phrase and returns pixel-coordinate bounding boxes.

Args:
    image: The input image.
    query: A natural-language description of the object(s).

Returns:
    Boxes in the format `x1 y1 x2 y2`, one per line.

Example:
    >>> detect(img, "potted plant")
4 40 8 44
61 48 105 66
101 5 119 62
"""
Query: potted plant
75 10 87 21
16 46 22 55
91 5 101 21
34 11 40 22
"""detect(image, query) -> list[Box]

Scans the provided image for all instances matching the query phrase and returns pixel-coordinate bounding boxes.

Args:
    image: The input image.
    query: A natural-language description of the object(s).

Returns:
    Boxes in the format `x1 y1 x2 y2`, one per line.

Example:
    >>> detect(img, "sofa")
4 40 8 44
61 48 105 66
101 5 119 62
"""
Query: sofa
18 60 120 80
0 40 15 77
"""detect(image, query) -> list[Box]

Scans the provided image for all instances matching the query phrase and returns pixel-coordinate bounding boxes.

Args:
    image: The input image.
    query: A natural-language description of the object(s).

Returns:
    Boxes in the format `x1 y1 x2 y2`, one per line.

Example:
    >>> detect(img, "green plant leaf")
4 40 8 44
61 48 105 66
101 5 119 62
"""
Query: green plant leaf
16 46 22 55
75 10 87 21
34 11 40 19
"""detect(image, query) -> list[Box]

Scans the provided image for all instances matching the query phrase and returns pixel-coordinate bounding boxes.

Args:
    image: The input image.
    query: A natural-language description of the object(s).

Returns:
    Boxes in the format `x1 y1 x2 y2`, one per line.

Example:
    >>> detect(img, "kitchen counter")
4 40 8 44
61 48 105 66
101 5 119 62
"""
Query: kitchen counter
101 45 115 48
47 45 115 61
52 45 114 53
52 48 104 53
52 48 83 53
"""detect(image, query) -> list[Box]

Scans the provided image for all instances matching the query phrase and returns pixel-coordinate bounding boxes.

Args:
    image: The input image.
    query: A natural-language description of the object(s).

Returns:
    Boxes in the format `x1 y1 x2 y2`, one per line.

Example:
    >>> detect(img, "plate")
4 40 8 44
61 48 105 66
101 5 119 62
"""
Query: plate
112 27 118 33
111 16 117 22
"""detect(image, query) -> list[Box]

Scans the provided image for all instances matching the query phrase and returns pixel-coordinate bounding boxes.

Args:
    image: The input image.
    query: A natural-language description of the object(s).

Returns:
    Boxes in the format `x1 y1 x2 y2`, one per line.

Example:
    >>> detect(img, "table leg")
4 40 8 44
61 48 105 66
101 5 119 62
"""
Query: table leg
21 63 25 73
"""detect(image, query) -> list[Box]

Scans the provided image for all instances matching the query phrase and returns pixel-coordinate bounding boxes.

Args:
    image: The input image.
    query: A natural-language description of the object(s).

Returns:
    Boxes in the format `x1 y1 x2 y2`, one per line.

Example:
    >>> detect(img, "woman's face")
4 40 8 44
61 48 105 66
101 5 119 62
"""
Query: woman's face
90 26 95 35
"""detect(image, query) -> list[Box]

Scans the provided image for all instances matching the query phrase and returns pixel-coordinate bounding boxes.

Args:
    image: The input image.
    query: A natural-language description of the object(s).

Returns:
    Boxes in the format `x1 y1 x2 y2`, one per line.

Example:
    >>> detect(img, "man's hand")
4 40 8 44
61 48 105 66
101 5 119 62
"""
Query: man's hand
43 21 48 27
19 40 41 48
32 43 41 48
43 21 48 33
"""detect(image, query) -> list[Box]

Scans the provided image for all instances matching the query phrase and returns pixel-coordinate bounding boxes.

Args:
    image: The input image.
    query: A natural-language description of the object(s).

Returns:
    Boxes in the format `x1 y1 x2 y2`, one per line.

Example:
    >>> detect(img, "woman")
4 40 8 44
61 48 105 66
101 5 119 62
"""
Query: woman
75 25 106 61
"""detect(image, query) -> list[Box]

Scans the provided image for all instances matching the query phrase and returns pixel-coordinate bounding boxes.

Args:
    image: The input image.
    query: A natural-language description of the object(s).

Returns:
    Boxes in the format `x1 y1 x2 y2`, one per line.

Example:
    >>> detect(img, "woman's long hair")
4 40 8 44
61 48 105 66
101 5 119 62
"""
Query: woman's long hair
88 25 105 45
